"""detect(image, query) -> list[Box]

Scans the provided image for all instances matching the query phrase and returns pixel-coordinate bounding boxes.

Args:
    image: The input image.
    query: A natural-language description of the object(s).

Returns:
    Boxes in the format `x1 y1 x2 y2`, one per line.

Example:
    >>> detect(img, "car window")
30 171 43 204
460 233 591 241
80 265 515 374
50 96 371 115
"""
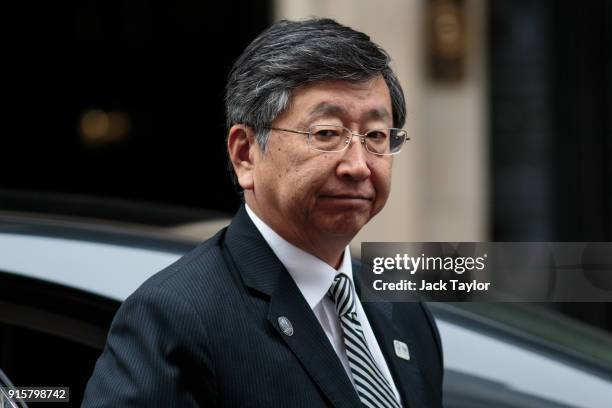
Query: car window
457 303 612 369
432 304 612 408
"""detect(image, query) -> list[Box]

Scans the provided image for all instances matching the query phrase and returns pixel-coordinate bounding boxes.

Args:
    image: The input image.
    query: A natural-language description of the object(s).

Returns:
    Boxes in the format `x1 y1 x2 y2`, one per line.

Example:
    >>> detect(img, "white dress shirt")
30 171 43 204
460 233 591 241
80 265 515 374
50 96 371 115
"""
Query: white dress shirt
245 204 401 404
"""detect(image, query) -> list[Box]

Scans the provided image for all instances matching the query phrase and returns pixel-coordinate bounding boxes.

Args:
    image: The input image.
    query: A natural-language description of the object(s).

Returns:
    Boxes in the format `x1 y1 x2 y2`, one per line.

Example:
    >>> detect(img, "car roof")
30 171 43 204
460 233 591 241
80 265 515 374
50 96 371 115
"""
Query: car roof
0 212 224 301
0 189 231 227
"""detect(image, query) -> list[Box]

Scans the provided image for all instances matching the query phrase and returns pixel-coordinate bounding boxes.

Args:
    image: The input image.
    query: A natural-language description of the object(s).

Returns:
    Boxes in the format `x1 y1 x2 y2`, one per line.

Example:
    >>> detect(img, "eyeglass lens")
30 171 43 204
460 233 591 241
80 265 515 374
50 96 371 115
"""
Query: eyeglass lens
308 125 406 154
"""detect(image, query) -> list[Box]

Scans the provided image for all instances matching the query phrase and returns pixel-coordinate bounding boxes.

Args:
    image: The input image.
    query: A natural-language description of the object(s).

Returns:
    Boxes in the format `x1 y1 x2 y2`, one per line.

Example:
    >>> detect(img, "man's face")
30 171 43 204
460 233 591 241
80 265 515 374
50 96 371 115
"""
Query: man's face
248 75 394 251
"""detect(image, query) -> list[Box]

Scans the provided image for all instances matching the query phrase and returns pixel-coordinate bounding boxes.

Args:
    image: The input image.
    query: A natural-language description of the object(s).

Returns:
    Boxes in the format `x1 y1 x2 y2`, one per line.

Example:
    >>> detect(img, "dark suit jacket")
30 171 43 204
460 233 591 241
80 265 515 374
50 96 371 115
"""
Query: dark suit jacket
82 205 443 407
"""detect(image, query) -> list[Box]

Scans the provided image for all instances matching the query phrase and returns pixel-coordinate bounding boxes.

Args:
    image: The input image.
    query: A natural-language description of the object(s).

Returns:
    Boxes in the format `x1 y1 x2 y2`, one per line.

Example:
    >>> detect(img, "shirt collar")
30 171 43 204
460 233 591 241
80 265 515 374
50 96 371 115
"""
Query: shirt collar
245 204 353 309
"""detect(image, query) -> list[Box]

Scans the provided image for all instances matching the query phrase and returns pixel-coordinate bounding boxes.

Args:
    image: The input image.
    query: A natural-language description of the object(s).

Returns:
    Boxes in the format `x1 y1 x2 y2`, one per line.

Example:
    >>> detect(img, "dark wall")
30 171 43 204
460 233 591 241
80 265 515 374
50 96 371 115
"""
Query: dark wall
490 0 556 241
553 0 612 241
3 1 272 213
490 0 612 331
490 0 611 240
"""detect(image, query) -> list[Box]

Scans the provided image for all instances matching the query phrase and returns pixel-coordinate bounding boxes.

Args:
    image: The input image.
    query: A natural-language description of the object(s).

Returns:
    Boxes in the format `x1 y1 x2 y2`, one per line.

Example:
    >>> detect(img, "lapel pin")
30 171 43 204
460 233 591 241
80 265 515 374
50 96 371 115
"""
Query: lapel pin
278 316 294 336
393 340 410 361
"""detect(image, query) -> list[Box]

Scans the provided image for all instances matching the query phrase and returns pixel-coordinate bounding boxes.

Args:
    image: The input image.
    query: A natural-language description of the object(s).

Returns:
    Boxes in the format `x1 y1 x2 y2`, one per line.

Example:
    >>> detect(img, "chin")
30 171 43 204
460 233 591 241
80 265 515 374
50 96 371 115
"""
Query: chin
316 213 369 238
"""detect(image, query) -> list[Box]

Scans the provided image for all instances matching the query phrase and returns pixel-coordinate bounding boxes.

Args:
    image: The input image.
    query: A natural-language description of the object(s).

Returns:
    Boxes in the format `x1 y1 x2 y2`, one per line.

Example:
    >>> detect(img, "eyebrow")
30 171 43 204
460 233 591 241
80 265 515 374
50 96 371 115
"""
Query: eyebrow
304 102 391 124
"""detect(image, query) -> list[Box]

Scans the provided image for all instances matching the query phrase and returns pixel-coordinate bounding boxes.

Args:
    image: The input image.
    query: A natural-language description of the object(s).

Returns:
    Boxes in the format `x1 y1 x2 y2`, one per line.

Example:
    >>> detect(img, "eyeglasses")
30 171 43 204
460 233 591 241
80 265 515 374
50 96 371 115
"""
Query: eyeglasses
264 124 409 155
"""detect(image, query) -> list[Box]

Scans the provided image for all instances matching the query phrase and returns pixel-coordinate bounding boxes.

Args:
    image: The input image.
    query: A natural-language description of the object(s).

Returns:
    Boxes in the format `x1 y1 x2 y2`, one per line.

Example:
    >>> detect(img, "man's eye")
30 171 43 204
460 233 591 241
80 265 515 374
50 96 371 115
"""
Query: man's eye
366 131 388 140
313 129 341 138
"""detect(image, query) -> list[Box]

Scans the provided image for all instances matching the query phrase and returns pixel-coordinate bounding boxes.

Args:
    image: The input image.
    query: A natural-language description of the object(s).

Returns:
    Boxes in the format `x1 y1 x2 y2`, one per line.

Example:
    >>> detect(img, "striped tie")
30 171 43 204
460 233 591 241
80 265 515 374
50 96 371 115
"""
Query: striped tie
329 274 401 408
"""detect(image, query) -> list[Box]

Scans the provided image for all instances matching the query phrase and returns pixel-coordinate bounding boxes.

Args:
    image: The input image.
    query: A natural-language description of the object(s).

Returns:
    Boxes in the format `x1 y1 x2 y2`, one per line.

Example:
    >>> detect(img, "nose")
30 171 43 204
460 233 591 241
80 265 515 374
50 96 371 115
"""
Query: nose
335 135 372 181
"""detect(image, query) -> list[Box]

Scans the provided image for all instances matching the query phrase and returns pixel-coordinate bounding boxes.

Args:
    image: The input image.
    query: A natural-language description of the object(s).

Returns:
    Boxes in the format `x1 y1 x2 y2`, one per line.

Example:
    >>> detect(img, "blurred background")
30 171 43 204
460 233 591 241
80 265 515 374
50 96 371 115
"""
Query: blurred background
1 1 611 405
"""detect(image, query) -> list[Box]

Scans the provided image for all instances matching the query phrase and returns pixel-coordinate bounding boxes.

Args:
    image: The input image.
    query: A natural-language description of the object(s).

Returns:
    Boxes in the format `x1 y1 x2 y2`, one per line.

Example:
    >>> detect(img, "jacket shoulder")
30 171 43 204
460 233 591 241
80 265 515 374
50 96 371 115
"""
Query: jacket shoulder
135 227 233 298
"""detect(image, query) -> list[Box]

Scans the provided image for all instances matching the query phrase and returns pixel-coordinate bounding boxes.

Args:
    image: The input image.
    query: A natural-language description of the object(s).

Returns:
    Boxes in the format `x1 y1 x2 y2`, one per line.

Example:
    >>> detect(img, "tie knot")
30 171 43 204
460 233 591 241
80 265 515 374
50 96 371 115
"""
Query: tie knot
328 273 356 317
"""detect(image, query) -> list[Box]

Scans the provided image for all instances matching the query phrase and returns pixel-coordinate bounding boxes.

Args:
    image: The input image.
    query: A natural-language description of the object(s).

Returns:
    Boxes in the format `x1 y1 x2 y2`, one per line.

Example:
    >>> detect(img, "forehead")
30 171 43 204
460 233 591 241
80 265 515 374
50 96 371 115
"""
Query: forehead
279 76 393 125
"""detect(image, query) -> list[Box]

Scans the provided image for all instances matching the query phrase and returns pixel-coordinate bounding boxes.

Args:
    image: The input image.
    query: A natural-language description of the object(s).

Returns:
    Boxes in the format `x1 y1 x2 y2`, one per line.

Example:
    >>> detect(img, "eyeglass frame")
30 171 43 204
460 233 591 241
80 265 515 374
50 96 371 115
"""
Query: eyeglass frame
263 125 410 156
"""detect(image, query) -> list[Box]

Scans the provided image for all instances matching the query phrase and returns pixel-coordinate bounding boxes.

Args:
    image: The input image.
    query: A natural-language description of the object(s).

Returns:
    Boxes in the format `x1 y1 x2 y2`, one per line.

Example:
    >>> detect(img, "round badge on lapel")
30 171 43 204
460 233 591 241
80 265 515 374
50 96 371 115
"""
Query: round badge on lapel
278 316 294 336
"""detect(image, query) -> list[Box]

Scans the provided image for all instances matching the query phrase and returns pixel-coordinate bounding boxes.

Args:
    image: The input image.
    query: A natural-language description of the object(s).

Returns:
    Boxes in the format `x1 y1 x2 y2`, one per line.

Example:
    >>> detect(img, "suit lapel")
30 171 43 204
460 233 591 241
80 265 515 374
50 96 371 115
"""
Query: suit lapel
354 268 426 408
361 302 425 408
225 206 361 408
267 271 362 408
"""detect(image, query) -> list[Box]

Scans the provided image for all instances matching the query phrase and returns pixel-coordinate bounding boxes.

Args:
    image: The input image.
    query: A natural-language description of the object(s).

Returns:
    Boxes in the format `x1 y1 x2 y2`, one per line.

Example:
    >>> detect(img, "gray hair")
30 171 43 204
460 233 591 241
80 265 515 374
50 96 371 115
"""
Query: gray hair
225 18 406 188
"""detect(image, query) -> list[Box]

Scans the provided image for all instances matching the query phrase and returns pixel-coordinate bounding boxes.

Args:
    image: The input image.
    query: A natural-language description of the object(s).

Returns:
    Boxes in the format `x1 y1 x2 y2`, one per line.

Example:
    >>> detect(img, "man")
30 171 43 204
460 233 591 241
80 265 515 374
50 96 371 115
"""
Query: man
83 18 443 407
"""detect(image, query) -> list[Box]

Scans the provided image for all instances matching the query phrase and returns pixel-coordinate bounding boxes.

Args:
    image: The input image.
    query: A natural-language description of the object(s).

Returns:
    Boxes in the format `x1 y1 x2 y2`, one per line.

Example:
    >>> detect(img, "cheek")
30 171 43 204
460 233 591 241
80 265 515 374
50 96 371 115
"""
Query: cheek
372 161 392 202
256 145 339 208
289 153 335 188
261 152 318 200
282 164 337 219
289 165 328 201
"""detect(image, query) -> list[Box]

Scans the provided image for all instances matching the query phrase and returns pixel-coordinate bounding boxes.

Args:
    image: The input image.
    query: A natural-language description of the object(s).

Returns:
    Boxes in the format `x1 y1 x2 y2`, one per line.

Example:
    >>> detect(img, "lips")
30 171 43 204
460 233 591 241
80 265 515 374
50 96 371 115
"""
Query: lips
320 194 374 201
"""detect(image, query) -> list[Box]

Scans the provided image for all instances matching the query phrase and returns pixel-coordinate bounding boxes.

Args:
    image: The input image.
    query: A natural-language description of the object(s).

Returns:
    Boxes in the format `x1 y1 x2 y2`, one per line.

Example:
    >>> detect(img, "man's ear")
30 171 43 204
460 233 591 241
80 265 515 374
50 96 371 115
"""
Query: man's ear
227 124 258 191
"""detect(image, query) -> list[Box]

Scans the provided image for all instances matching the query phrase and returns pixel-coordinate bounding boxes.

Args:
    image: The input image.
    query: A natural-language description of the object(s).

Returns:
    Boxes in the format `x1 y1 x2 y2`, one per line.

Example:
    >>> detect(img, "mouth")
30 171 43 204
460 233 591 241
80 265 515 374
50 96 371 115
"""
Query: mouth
320 195 374 202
